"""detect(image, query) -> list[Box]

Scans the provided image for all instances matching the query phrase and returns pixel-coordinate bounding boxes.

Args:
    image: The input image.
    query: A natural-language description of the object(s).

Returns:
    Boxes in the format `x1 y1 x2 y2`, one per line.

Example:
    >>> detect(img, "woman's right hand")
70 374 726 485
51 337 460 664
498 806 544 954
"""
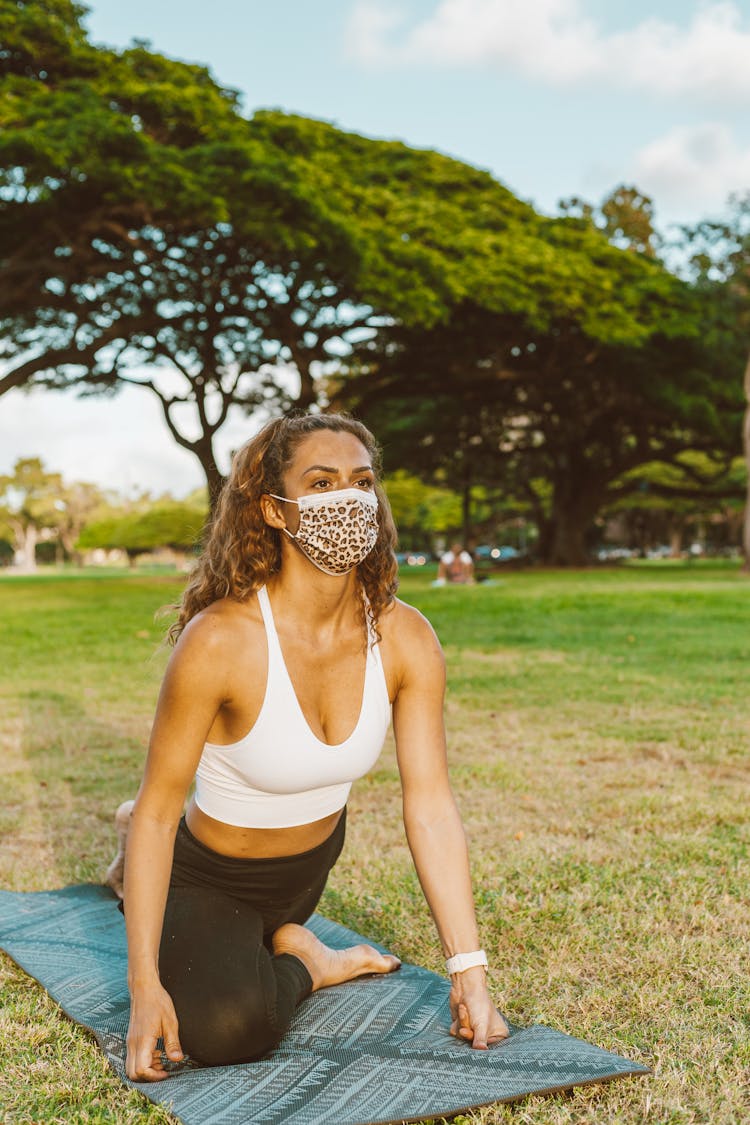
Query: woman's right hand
126 981 184 1082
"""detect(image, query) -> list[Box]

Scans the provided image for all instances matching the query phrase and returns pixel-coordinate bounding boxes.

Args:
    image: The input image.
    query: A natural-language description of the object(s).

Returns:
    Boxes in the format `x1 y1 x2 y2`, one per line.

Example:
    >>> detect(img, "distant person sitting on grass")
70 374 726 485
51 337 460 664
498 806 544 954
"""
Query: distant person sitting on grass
105 412 508 1082
436 542 475 586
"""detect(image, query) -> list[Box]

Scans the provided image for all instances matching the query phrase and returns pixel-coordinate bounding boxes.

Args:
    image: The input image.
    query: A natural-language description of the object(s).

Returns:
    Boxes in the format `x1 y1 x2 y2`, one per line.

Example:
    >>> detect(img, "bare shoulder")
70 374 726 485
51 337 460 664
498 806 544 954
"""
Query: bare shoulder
168 594 265 680
379 597 445 689
381 597 441 646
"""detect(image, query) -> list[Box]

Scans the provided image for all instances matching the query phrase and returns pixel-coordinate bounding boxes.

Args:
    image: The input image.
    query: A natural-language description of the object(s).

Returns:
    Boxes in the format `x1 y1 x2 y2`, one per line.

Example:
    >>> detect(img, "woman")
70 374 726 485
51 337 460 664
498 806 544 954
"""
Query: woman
437 542 475 585
113 412 508 1083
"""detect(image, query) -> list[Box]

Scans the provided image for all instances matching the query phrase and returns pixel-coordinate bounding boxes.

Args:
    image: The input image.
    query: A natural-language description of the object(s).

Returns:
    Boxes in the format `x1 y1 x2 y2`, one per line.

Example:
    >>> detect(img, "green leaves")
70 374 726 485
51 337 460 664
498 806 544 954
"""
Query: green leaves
77 497 207 553
0 457 63 528
1 0 744 554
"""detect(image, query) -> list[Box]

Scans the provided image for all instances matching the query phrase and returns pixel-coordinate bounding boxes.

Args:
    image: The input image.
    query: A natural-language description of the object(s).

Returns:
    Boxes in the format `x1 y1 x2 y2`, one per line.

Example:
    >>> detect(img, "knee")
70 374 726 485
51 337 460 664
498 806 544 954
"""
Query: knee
187 1008 281 1066
182 990 282 1066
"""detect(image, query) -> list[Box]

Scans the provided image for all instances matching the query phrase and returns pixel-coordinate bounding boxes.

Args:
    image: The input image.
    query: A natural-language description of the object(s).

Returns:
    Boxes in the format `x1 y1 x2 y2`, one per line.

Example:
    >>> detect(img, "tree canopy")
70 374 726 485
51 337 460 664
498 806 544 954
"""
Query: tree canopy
676 194 750 567
336 259 740 563
0 456 64 568
77 495 207 560
2 0 714 521
1 2 747 561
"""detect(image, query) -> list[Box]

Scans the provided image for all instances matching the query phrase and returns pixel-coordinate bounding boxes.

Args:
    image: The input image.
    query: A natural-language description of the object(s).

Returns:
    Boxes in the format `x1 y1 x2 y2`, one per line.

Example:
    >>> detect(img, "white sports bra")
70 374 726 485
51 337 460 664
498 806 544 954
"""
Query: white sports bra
194 586 392 828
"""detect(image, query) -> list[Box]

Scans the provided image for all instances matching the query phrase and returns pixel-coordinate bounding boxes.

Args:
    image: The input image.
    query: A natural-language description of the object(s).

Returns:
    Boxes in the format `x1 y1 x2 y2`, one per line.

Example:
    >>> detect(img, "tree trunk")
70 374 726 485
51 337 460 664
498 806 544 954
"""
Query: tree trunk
543 478 602 566
194 438 226 516
742 352 750 573
12 523 38 571
535 517 552 564
58 527 85 567
151 381 226 517
461 481 472 547
669 518 684 559
545 514 590 567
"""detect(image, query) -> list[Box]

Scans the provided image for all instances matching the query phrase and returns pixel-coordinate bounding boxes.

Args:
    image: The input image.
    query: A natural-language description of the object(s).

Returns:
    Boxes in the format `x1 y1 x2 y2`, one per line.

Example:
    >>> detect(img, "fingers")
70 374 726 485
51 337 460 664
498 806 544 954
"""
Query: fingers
126 1032 184 1082
132 1064 172 1082
471 1013 489 1050
473 1007 511 1049
126 1046 170 1083
452 1003 488 1044
488 1014 511 1044
449 1001 469 1039
458 1002 475 1041
449 1001 510 1049
126 1049 176 1083
163 1028 184 1062
125 989 185 1082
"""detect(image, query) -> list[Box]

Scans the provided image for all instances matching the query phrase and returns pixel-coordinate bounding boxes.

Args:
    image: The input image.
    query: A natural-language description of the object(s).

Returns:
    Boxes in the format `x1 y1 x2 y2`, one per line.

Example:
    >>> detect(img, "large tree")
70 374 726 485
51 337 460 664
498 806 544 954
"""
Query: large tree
337 274 735 564
338 184 744 564
676 195 750 569
0 2 497 502
1 1 379 505
54 478 105 563
601 452 746 557
77 495 207 564
0 457 63 568
0 456 106 566
5 3 709 518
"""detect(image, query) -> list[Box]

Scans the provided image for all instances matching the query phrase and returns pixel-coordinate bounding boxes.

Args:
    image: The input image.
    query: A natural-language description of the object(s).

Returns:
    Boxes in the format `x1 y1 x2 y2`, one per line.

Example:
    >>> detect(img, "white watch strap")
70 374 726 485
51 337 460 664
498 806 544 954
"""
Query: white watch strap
445 950 488 975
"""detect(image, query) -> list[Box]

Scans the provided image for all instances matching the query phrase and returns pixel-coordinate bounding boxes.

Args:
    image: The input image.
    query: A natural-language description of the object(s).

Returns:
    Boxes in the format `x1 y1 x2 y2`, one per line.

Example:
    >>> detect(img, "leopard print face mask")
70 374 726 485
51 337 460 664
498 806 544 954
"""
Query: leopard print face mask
270 488 379 575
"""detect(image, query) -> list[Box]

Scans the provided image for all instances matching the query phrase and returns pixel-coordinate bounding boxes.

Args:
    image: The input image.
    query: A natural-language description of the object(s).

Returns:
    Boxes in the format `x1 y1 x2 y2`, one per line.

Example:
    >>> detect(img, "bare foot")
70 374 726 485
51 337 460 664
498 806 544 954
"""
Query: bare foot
272 923 400 991
104 799 135 900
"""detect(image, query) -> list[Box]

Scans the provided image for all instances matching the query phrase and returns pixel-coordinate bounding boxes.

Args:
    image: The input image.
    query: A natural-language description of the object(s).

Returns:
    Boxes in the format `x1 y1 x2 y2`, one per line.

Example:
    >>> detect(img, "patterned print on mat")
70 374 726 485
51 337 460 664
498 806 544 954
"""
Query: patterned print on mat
0 885 650 1125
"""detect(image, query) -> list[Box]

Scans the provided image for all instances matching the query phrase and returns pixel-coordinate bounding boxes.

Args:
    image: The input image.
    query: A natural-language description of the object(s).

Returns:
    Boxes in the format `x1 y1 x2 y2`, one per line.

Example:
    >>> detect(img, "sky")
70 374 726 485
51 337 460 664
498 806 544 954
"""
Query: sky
3 0 750 497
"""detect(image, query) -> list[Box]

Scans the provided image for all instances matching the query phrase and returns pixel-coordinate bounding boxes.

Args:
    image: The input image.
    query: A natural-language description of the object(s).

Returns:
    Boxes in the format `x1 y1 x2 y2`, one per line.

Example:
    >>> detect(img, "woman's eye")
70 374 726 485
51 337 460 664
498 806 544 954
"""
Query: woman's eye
313 479 332 489
357 478 374 489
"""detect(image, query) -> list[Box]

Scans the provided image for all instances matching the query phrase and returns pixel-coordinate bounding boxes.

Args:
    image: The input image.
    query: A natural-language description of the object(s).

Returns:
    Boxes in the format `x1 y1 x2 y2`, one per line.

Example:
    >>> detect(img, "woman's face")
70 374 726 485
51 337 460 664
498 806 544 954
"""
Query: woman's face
278 430 375 534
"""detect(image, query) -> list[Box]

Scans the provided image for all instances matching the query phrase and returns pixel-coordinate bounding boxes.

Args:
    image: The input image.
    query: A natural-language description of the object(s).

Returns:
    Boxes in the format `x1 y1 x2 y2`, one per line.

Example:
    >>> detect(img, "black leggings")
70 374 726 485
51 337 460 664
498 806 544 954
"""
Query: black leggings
156 810 346 1067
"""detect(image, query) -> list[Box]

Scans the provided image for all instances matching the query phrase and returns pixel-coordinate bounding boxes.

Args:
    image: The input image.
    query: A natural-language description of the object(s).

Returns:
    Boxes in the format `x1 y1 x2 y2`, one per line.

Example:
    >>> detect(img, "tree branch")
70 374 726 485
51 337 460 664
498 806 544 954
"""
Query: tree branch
0 320 141 398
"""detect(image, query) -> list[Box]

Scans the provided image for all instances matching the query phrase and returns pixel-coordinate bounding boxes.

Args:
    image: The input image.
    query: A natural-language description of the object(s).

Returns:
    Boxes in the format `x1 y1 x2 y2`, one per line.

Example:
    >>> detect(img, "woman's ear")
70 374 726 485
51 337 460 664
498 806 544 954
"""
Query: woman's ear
260 494 287 530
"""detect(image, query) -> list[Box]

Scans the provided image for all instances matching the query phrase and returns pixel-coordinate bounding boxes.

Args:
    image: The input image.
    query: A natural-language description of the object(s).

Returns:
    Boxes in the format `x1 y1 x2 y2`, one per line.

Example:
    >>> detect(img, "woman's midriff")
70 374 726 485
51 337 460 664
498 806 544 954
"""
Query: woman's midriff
185 797 344 859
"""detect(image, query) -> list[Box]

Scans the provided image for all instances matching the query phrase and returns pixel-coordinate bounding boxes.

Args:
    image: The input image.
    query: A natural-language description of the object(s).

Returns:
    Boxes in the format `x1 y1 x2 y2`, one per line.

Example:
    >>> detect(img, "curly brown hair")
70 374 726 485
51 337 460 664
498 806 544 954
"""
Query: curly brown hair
167 413 399 645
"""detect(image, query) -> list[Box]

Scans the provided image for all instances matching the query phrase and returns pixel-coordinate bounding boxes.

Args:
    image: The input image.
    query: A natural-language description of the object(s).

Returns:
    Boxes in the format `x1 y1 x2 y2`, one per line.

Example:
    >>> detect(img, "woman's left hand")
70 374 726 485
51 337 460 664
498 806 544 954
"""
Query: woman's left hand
449 966 509 1049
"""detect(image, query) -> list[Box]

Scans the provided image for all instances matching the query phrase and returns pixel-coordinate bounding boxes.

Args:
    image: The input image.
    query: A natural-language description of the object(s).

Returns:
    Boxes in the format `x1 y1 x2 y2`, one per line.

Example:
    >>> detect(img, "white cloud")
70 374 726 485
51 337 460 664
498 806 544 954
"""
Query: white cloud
343 2 406 64
631 122 750 216
346 0 750 103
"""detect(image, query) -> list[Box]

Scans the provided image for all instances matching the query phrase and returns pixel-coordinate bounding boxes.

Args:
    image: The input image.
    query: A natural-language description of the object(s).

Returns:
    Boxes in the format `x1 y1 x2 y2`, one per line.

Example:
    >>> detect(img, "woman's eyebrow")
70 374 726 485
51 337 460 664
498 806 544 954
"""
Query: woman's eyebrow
302 464 373 475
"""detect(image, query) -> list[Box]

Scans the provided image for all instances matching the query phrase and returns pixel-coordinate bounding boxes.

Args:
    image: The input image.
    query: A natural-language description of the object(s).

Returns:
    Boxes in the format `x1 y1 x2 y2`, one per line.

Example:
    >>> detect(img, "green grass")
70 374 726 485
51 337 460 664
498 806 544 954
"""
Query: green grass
1 564 749 1123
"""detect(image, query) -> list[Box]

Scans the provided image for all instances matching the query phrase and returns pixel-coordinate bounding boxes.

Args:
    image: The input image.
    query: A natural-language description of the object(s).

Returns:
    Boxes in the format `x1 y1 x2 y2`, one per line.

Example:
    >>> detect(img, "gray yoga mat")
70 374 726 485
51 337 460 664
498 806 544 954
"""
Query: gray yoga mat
0 884 648 1124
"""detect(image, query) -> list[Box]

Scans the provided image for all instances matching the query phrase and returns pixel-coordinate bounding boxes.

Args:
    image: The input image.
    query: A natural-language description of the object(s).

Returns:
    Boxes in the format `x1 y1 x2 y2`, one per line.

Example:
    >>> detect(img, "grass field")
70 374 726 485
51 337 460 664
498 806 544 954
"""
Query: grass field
1 564 748 1124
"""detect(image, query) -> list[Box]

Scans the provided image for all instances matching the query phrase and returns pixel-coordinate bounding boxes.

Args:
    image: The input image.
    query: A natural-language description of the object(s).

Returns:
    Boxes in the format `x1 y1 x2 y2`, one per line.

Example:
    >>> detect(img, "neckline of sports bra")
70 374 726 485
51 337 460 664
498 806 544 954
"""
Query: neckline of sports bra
259 585 372 750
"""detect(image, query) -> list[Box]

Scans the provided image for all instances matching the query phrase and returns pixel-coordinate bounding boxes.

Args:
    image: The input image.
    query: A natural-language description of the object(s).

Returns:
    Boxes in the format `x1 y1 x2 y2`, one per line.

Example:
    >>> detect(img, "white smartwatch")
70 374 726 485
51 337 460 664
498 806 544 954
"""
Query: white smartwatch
445 950 488 975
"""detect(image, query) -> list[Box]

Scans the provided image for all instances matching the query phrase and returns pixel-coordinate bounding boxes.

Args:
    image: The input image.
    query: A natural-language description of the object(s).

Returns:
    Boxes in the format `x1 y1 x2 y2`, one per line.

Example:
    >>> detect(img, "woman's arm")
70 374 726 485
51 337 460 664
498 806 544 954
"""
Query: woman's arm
390 605 508 1049
123 611 237 1081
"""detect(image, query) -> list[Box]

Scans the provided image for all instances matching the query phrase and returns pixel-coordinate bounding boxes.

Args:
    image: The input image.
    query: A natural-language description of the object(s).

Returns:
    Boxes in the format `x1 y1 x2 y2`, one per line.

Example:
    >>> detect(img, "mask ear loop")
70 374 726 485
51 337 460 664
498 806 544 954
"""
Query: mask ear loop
267 493 299 506
264 493 298 541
